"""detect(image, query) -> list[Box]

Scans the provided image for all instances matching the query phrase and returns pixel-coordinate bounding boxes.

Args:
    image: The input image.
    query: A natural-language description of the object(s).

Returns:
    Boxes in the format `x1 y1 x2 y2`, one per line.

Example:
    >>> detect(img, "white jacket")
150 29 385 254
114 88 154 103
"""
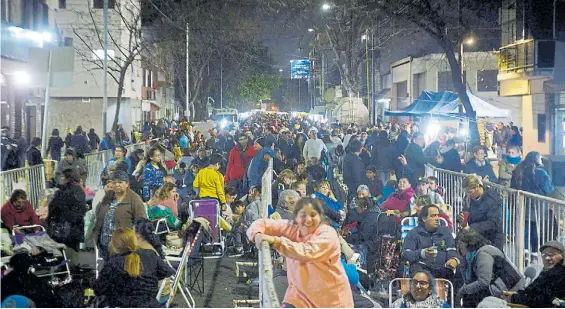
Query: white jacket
302 139 327 161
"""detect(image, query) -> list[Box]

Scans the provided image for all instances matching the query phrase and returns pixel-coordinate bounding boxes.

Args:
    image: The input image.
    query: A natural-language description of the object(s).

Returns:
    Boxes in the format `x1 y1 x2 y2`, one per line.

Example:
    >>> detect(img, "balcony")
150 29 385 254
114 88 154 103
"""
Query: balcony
142 87 155 100
498 39 555 79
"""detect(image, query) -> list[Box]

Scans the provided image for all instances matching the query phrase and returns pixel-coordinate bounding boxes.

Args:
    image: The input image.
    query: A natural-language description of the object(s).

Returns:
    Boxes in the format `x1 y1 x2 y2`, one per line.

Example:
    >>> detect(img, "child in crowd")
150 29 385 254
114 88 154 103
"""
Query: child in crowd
427 176 444 197
306 157 326 183
365 165 383 198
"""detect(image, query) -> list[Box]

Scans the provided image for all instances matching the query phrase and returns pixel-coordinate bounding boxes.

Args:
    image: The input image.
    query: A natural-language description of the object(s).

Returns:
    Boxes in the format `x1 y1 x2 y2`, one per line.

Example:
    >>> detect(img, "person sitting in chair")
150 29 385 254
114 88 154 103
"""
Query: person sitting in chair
391 270 451 308
1 190 41 234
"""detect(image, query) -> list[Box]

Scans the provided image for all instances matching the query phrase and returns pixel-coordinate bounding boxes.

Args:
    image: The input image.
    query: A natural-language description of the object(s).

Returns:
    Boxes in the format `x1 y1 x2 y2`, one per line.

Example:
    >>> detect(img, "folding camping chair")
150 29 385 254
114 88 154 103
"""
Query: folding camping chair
158 223 205 308
400 217 450 242
189 199 224 258
388 278 454 308
12 225 72 281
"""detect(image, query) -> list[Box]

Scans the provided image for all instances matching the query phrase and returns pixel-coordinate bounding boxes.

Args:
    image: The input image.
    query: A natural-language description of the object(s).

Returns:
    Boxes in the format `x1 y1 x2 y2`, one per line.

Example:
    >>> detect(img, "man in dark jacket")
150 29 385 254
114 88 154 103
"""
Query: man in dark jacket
461 174 504 251
276 129 293 160
463 146 498 182
342 139 367 207
440 139 462 172
404 132 440 181
402 205 459 280
506 241 565 308
1 126 21 171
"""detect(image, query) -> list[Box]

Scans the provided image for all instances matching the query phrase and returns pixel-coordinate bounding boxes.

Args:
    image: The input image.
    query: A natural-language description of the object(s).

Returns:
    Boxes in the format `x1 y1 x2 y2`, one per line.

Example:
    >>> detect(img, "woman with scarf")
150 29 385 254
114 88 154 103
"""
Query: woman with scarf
391 270 450 308
498 146 521 187
456 228 524 308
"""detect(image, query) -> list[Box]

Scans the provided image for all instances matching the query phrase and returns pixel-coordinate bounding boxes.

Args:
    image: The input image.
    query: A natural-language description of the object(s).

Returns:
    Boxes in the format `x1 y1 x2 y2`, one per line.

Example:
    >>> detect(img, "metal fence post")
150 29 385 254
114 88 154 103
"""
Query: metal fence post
515 192 526 273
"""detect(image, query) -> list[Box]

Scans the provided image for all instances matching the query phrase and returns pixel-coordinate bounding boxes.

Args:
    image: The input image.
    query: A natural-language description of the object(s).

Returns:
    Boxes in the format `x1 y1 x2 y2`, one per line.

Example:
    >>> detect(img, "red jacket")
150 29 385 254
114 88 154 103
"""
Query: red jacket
225 144 256 182
1 200 41 232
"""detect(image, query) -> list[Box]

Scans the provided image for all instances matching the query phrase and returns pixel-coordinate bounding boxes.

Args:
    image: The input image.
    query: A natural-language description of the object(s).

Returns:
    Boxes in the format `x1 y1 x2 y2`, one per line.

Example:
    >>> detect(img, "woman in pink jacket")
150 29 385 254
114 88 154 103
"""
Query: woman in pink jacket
247 197 353 308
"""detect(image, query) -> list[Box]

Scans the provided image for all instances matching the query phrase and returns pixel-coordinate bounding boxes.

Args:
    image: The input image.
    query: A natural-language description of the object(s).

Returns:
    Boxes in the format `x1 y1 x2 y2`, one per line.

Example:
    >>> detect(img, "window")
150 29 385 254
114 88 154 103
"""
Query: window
59 0 66 9
412 73 425 97
477 70 498 92
437 71 467 92
538 114 546 142
92 0 115 9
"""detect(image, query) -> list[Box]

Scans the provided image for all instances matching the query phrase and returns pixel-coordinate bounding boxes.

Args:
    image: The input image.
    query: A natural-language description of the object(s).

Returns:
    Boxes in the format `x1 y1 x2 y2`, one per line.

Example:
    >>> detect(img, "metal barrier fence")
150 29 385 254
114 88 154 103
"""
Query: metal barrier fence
0 140 153 209
428 164 565 272
258 159 280 308
0 164 46 210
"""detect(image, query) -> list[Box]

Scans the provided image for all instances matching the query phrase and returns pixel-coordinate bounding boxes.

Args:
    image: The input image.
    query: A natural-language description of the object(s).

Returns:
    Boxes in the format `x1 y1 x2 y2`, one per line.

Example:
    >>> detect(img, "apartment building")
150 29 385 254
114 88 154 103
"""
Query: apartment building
497 0 565 155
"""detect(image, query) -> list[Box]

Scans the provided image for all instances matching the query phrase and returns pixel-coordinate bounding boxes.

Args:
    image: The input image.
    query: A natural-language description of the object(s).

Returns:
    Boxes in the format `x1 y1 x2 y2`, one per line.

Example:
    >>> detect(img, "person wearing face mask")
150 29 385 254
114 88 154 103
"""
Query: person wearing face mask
498 146 521 187
247 197 354 308
460 174 504 251
391 270 450 308
463 146 498 183
502 241 565 308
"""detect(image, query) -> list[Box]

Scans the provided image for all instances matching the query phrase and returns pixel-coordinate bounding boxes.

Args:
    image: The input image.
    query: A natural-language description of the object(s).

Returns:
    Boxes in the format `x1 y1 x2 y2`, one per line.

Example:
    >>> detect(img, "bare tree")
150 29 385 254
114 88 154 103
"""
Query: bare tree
369 0 500 145
69 0 148 131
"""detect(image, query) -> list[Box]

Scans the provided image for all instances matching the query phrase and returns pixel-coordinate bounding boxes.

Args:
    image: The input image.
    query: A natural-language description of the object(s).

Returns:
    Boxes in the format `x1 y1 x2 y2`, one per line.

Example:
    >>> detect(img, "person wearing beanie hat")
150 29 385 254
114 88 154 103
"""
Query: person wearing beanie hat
93 170 147 261
503 240 565 307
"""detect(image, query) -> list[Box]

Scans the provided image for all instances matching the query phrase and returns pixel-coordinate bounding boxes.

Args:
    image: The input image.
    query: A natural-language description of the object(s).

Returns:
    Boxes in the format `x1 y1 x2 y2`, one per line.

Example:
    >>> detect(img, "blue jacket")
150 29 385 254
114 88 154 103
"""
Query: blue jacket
313 192 344 228
179 135 189 149
248 147 275 187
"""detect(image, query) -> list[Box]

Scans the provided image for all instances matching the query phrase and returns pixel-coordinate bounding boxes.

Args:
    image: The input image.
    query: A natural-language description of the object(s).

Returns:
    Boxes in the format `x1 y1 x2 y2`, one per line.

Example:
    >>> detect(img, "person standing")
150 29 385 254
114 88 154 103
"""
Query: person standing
302 129 327 162
26 138 43 166
88 128 101 152
225 133 256 195
1 126 20 171
46 129 64 162
342 139 367 207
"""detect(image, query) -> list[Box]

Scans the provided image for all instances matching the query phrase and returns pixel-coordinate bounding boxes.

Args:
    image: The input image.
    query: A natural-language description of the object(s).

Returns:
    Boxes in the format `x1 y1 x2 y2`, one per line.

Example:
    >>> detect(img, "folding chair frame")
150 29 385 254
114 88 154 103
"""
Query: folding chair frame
388 278 454 308
189 199 225 258
12 225 72 280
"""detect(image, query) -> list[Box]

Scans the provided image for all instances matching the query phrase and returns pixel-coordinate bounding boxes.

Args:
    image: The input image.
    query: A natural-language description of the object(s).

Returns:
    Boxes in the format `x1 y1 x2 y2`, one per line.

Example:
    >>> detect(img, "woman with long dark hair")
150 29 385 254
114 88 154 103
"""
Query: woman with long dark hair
508 126 523 148
143 147 168 201
511 151 556 264
47 168 87 266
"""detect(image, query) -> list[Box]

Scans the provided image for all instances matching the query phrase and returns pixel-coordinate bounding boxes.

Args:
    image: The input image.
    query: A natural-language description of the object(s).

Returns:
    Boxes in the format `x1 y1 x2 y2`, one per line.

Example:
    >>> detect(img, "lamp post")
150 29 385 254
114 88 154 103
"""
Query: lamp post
458 37 474 114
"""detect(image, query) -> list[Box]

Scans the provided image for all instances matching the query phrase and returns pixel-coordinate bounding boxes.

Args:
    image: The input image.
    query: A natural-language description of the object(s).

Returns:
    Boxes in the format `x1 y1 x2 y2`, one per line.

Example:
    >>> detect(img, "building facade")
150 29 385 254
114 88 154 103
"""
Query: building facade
381 52 522 124
497 0 565 155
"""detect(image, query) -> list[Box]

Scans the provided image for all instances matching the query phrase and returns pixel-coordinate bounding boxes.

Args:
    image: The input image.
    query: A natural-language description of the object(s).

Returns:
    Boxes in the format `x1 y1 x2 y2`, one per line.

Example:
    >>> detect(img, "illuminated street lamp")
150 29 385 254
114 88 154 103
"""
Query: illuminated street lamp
308 28 314 32
458 36 475 114
13 71 31 86
361 34 367 41
321 3 332 10
279 69 283 72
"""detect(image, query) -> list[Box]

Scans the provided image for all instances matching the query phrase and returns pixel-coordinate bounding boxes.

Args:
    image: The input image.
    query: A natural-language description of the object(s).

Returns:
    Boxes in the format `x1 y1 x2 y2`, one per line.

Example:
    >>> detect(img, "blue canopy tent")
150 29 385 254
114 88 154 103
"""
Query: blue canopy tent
385 90 510 119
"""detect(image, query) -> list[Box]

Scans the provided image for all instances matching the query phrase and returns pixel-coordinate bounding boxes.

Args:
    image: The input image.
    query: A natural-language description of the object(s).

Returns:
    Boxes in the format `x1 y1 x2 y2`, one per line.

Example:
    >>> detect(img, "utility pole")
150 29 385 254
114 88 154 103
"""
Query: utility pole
371 27 375 125
365 29 371 118
103 0 109 132
457 0 464 115
41 50 52 157
186 23 190 121
220 54 223 109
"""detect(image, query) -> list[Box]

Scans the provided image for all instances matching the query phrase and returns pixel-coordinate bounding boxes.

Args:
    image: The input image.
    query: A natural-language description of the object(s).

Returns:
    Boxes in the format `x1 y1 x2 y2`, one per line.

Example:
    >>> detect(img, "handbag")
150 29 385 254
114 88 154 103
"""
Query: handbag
48 220 72 244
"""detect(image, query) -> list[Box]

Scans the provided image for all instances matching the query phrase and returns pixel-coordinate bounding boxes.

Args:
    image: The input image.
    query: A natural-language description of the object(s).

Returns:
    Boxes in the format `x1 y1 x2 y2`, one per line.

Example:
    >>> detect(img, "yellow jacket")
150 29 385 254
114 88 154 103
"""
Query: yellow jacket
193 167 226 204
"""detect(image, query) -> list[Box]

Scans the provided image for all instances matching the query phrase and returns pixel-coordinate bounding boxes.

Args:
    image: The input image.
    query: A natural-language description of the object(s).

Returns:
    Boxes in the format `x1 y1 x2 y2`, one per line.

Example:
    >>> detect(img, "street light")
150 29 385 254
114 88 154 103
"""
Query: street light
279 69 283 72
458 36 475 114
361 34 367 41
308 28 314 32
13 71 31 86
321 3 332 10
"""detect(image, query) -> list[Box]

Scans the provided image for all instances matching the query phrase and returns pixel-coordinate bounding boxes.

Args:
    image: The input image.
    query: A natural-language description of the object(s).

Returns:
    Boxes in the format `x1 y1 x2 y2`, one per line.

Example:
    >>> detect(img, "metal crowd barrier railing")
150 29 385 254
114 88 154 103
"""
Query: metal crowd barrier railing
427 164 565 272
0 140 153 209
258 159 280 308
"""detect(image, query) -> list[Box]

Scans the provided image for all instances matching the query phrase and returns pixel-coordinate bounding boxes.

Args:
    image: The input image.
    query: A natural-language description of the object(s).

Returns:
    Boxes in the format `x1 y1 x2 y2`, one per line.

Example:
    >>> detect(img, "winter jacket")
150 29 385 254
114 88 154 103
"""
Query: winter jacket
92 189 147 246
460 245 524 298
464 160 498 182
69 134 90 157
276 138 293 160
344 207 381 247
1 200 41 232
302 138 327 161
1 270 60 308
247 219 354 308
404 142 435 179
313 192 343 228
371 139 394 172
47 136 64 162
381 187 415 214
467 188 504 251
25 147 42 166
498 159 519 186
47 183 87 249
248 147 275 187
93 249 174 308
192 156 209 168
402 224 457 272
87 132 100 150
55 150 88 184
493 129 510 146
342 153 367 196
367 178 384 197
510 263 565 308
225 144 256 182
440 148 462 172
1 135 21 171
179 135 189 149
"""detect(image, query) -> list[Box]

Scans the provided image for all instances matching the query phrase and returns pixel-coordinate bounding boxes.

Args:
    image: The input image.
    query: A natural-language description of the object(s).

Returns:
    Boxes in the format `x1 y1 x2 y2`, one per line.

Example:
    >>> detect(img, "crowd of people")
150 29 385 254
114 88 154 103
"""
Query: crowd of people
0 114 563 308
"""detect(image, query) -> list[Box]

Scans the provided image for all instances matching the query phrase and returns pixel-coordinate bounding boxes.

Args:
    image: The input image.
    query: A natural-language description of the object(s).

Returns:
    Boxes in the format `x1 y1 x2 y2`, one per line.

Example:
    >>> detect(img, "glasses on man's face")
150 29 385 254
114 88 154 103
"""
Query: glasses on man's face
411 280 430 288
542 252 561 259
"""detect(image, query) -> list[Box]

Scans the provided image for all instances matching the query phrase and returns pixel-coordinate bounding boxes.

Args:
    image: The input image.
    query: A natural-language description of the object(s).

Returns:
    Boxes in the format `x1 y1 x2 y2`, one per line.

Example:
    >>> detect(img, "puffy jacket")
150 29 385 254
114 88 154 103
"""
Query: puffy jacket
344 207 381 247
402 224 457 271
467 188 504 251
248 147 275 187
225 144 256 182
